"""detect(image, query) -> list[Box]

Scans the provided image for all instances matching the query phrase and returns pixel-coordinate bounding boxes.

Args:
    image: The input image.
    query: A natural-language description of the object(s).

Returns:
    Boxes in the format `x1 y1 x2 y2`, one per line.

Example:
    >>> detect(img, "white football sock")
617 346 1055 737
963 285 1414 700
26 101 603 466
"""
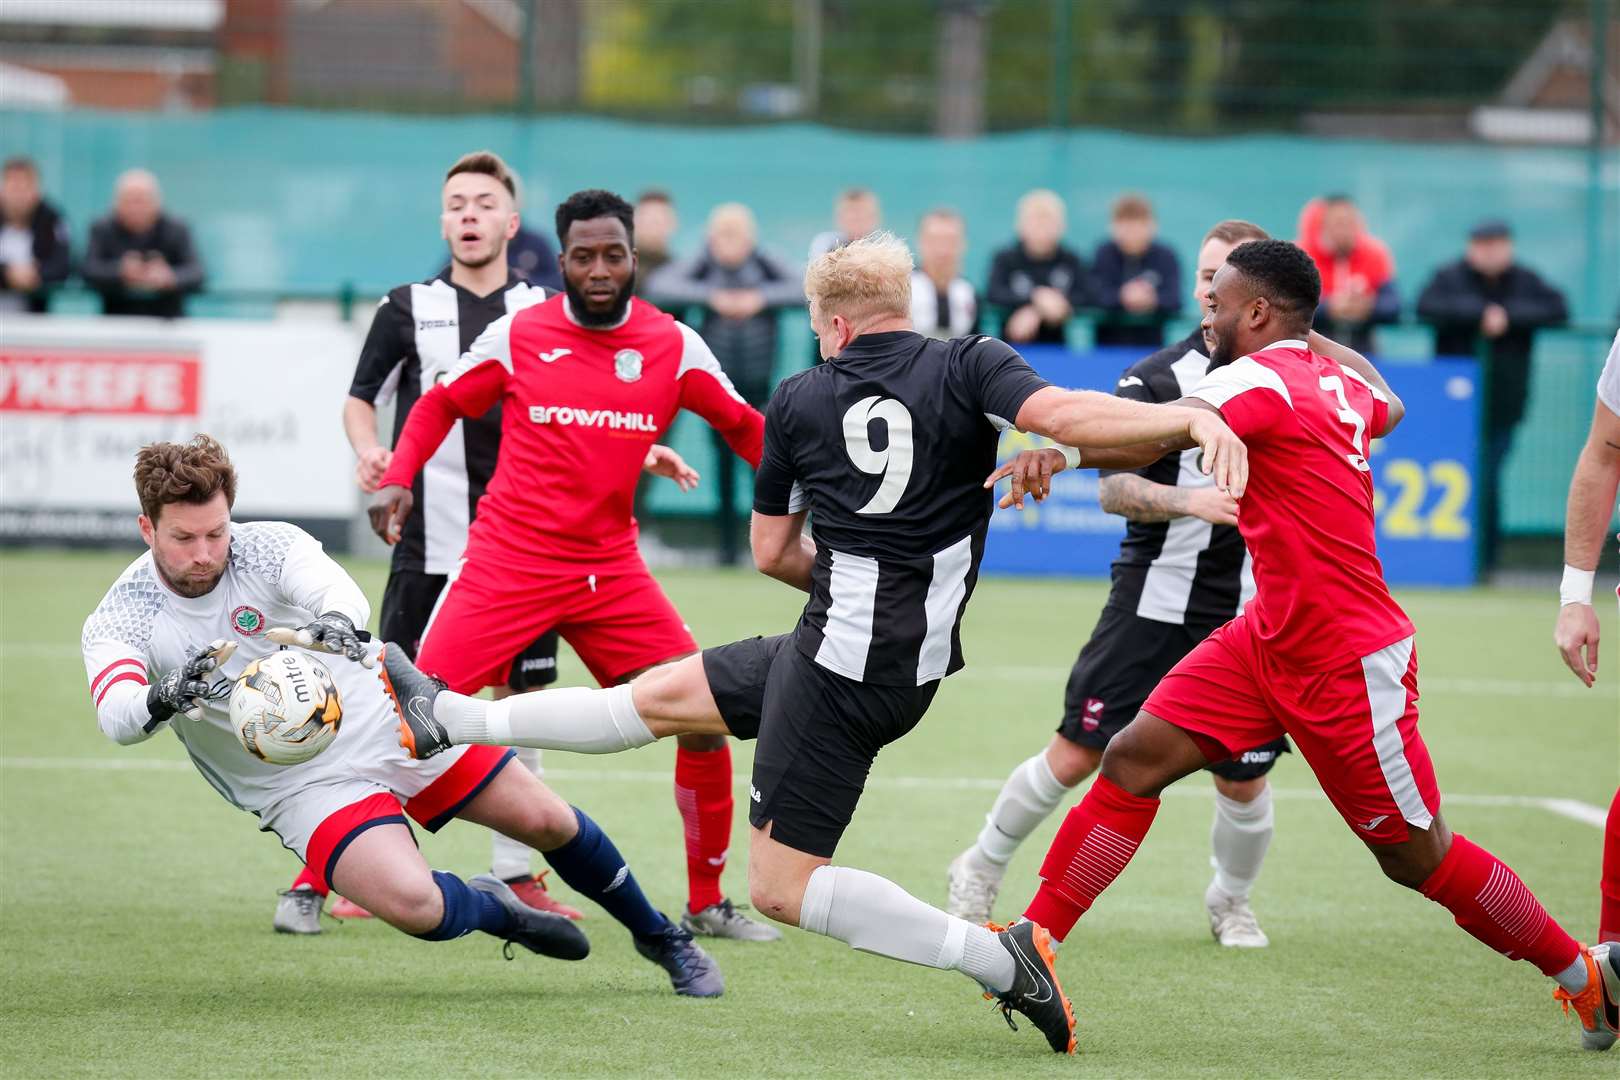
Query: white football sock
436 684 654 754
1210 785 1274 901
974 751 1073 868
1553 954 1591 995
490 747 544 880
798 865 1015 993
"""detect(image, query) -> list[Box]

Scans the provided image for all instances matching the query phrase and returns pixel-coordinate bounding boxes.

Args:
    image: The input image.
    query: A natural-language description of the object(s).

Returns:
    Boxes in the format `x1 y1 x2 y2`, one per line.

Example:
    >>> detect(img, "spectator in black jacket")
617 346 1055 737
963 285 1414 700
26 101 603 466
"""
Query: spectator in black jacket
82 170 204 318
0 157 71 314
1090 192 1181 348
986 189 1088 346
646 202 802 563
1417 219 1569 570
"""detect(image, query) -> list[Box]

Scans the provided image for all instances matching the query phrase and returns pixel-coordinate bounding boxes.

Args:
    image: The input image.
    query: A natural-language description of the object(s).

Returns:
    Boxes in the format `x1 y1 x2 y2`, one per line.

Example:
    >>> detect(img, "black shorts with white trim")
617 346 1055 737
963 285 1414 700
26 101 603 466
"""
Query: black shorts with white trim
1058 605 1288 782
703 633 938 858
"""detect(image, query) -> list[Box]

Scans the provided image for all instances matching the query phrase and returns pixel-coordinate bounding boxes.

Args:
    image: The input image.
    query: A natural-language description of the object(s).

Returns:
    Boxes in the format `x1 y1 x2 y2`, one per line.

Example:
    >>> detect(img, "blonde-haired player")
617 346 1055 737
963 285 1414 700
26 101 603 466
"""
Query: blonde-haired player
385 230 1250 1054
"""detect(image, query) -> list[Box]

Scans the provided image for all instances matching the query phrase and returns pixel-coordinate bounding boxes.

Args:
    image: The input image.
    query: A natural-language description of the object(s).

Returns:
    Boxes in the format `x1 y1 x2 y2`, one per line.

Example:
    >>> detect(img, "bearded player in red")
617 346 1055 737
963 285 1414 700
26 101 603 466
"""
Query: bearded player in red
1010 240 1618 1052
370 188 779 945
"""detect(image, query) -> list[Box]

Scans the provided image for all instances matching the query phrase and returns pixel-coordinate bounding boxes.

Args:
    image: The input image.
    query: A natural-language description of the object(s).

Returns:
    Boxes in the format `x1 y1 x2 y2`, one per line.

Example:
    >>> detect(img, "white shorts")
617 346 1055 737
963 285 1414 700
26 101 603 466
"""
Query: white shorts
260 743 516 888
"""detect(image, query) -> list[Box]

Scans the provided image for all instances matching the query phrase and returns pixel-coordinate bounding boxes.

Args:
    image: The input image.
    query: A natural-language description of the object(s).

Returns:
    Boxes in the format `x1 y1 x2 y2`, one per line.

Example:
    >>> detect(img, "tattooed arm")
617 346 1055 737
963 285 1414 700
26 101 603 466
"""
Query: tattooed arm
1098 472 1238 526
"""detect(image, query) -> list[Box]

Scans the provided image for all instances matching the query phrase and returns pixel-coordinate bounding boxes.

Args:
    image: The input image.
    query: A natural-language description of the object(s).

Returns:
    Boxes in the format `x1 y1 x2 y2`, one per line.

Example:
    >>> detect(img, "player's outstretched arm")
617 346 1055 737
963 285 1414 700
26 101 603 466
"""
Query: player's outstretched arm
1554 397 1620 686
1013 386 1248 497
1307 330 1405 434
1099 473 1238 525
751 510 815 592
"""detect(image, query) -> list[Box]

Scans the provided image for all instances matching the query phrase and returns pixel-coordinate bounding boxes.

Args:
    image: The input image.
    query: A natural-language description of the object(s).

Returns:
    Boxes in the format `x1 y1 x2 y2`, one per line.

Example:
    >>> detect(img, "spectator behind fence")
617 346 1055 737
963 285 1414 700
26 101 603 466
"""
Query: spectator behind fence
500 172 564 290
987 189 1088 346
910 208 978 339
1297 194 1399 354
633 189 678 294
82 170 203 318
808 186 881 261
1417 219 1569 571
1090 192 1181 348
647 202 802 563
0 157 70 314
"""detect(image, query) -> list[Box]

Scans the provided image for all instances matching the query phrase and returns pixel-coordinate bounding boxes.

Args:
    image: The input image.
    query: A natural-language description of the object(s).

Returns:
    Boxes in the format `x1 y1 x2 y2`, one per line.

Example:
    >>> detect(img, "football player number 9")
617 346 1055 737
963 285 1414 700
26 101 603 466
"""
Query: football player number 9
843 395 914 515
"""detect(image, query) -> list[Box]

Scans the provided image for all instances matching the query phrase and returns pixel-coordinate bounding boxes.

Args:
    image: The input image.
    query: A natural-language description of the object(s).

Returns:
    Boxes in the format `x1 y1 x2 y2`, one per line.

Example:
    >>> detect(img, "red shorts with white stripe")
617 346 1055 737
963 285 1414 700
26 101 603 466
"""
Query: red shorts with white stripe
416 552 697 693
1144 613 1439 845
298 745 516 890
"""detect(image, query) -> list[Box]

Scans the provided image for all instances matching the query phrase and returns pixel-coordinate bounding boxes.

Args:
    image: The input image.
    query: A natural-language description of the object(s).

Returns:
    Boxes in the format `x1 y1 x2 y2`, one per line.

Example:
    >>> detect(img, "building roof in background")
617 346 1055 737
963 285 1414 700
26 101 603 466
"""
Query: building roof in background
0 0 222 31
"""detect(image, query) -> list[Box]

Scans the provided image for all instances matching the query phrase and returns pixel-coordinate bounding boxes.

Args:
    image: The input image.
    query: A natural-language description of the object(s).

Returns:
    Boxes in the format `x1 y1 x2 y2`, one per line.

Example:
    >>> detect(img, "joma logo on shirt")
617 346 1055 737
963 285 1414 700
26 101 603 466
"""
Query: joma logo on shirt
528 405 657 431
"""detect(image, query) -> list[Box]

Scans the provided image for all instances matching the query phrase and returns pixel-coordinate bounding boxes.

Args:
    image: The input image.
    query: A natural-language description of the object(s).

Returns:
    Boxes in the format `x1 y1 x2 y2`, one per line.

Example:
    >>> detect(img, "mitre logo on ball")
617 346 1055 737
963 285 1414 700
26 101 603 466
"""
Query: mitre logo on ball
614 349 643 382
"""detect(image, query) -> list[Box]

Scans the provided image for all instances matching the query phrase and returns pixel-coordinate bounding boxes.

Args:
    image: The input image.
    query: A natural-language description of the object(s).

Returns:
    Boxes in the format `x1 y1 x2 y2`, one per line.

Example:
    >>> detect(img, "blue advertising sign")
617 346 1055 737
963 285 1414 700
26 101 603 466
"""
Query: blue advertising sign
982 346 1479 587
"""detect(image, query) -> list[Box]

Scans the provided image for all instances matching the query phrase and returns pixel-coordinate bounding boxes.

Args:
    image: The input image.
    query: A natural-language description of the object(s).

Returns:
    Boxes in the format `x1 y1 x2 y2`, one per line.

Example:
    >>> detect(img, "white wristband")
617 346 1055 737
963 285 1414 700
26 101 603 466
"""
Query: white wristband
1560 565 1595 606
1055 445 1082 470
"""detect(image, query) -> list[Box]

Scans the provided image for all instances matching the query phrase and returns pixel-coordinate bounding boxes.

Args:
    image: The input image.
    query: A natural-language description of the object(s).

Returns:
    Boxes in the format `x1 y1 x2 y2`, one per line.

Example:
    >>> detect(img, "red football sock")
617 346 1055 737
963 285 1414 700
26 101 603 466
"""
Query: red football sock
290 865 328 897
1600 788 1620 945
1419 833 1581 977
1023 775 1159 942
675 744 733 914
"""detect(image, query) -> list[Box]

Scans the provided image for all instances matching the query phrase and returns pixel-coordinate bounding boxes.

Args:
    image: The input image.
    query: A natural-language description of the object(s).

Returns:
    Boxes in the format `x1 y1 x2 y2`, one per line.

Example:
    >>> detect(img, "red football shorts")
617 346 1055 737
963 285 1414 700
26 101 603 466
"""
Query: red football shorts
415 553 697 692
1144 614 1439 845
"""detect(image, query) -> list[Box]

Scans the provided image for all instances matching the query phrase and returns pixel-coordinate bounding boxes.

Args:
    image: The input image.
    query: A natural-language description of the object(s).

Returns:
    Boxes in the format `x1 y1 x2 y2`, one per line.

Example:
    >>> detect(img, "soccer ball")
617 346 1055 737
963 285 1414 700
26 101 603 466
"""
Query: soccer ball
231 650 343 766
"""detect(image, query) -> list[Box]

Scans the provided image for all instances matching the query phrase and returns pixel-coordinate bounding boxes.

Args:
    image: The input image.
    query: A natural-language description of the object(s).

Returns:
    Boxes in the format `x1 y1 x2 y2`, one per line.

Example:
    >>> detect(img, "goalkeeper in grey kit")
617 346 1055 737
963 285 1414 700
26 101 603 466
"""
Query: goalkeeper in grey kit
79 434 725 996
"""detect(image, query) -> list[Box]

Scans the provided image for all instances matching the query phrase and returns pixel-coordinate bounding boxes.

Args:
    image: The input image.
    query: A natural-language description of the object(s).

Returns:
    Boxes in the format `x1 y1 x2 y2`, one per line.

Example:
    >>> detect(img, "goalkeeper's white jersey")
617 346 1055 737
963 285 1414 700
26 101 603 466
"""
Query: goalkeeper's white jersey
81 521 397 814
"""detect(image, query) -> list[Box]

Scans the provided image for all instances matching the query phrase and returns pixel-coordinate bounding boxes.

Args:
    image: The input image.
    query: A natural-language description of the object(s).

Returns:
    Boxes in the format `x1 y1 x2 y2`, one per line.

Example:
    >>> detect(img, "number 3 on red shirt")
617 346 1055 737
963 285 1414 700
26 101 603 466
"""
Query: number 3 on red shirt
1319 375 1371 472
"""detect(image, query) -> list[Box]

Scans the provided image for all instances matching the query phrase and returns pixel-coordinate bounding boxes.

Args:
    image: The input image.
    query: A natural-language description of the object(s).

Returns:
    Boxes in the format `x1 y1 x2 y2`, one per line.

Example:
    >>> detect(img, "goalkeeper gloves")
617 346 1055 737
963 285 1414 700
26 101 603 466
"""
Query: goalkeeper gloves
289 612 370 665
147 639 236 724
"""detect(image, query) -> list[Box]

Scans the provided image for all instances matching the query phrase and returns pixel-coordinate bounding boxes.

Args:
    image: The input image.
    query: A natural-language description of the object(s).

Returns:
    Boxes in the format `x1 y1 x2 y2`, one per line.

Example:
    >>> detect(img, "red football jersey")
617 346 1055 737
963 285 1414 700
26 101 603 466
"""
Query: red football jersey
382 294 763 572
1188 338 1414 670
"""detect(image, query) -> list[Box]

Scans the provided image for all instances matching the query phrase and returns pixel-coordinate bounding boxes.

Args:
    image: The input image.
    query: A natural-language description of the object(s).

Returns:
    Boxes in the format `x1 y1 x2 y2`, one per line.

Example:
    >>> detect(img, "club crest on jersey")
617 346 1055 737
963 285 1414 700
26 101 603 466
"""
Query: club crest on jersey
614 349 643 383
231 605 266 636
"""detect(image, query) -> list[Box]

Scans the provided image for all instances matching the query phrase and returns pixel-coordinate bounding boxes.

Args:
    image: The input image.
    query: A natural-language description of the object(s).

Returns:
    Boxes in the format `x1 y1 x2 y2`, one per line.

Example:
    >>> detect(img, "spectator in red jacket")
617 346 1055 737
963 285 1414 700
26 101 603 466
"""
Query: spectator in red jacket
1297 194 1400 354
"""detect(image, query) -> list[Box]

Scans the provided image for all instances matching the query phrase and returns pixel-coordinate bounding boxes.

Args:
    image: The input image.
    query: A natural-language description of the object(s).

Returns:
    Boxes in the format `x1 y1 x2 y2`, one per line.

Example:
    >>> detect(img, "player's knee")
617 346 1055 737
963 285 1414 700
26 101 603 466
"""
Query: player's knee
1045 737 1099 788
1098 727 1166 798
372 874 444 933
1369 833 1446 890
1213 775 1267 802
512 792 579 851
747 874 796 926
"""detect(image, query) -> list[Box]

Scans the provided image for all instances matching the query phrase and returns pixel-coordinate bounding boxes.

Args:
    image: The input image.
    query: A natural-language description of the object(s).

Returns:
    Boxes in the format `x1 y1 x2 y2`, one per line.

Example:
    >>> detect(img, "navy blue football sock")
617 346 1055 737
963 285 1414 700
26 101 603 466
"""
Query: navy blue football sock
413 870 514 941
542 807 668 938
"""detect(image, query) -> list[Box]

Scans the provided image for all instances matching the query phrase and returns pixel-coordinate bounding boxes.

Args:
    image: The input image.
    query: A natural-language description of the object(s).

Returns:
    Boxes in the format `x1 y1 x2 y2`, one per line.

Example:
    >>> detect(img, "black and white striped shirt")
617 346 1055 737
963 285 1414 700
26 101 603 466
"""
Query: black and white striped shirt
1101 330 1255 626
755 331 1049 686
348 270 550 574
909 271 979 340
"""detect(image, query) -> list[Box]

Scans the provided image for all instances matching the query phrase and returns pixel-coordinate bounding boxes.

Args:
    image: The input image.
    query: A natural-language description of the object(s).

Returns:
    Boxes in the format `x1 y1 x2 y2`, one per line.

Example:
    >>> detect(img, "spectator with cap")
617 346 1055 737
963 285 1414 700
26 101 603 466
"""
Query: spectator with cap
1090 192 1181 348
808 187 881 261
910 208 979 339
82 169 204 318
987 188 1089 346
1418 218 1570 571
1297 193 1400 354
632 189 679 295
0 156 70 314
647 202 802 563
